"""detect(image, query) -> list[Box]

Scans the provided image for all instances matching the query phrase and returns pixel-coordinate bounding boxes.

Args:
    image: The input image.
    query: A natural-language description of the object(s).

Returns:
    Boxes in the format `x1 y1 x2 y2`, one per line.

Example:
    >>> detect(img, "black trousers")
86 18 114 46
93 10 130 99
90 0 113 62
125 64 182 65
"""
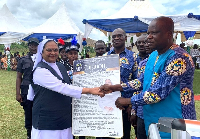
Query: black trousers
137 117 147 139
122 109 131 139
20 86 33 137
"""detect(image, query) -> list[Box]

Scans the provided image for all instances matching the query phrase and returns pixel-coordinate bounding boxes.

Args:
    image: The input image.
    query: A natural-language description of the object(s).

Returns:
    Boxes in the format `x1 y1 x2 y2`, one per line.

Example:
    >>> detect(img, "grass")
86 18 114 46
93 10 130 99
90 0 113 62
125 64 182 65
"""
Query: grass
0 70 200 139
193 69 200 94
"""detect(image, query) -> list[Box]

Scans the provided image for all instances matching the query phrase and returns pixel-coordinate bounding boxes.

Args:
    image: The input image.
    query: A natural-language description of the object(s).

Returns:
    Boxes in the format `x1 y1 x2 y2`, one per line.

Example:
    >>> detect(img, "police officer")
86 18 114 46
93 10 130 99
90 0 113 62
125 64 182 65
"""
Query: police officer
16 38 39 139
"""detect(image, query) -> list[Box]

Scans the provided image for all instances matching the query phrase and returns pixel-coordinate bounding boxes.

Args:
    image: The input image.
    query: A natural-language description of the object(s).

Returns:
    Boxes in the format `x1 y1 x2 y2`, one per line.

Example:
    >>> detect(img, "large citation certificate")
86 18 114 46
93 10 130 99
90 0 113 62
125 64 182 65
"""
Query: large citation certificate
72 54 123 138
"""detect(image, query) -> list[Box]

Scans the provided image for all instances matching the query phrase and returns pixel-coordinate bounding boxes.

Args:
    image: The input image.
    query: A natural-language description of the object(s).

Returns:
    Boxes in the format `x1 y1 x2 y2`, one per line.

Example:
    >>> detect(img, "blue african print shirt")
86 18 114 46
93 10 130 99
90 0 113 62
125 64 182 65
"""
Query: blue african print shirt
135 53 149 69
131 58 148 119
122 53 149 119
122 45 196 138
106 48 138 98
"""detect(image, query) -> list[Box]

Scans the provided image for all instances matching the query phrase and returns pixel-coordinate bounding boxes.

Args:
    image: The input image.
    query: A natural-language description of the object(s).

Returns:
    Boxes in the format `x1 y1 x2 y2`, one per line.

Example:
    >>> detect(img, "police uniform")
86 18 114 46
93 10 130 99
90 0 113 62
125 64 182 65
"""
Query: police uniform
16 52 34 137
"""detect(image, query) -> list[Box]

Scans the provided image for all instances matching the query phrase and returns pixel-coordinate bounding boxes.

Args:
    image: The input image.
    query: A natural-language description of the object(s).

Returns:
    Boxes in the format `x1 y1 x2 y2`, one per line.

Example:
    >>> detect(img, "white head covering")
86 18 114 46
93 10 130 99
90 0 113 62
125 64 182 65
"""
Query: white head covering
33 39 56 69
27 39 57 101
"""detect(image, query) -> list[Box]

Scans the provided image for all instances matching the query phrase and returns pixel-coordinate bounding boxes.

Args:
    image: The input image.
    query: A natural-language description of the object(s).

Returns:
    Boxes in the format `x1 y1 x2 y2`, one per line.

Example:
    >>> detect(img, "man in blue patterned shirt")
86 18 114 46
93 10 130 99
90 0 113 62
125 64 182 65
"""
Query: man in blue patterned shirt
130 35 153 139
100 17 196 139
103 28 138 139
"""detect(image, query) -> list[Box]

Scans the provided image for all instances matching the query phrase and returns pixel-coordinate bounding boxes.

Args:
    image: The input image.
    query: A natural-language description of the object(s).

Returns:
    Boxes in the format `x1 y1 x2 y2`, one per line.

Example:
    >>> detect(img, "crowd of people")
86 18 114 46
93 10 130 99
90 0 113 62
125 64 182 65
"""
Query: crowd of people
0 51 22 70
5 16 198 139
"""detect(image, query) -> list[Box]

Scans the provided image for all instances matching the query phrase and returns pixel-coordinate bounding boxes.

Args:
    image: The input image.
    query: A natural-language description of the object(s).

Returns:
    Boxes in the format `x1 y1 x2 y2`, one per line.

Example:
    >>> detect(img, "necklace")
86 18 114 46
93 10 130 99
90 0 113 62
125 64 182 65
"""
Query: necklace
154 56 159 67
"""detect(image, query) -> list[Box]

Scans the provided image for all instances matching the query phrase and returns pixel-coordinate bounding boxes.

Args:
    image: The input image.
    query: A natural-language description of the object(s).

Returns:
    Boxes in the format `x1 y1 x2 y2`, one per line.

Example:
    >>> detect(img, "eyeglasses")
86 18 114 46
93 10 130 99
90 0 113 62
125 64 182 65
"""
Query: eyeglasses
112 34 124 39
45 48 59 52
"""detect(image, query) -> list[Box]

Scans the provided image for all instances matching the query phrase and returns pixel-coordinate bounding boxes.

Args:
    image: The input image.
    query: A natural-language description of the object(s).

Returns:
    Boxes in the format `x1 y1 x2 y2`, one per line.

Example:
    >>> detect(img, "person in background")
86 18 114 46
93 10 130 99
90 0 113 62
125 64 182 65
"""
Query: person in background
1 54 7 70
65 37 80 83
0 52 2 69
135 34 149 70
57 38 68 68
11 53 17 71
95 40 106 57
196 47 200 69
180 42 185 50
100 16 196 139
190 44 199 69
16 37 39 139
16 51 20 62
130 34 150 139
29 39 103 139
132 42 139 53
104 28 138 139
130 36 154 139
106 43 111 52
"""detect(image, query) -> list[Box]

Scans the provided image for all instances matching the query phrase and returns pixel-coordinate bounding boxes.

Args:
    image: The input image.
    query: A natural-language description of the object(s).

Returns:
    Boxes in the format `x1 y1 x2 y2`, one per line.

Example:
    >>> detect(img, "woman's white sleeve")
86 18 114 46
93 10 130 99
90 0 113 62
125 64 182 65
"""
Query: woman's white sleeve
33 67 82 99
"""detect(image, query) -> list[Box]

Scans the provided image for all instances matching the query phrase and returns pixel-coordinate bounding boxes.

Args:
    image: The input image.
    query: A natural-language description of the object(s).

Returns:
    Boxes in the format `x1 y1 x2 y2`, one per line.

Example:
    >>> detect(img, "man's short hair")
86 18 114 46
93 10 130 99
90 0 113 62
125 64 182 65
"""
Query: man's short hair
28 38 39 46
95 40 106 47
153 16 174 34
113 28 126 36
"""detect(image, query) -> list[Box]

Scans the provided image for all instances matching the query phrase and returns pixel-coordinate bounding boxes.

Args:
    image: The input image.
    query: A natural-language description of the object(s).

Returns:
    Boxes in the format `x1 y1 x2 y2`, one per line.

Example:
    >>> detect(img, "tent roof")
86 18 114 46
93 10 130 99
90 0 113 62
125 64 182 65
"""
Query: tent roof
139 15 200 31
83 0 200 36
25 3 82 41
29 3 81 34
83 17 148 33
106 0 162 19
0 4 26 32
83 0 163 35
0 4 31 44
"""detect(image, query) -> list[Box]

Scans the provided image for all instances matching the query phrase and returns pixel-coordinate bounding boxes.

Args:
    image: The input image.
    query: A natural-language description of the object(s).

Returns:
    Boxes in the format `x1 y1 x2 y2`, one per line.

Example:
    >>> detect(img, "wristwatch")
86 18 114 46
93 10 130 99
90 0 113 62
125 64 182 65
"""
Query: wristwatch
131 109 136 116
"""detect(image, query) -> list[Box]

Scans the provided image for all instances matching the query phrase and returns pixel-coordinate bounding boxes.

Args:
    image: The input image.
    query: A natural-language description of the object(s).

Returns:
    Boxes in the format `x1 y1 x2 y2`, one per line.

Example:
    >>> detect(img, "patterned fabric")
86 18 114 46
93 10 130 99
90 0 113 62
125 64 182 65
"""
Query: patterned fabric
135 53 149 77
122 58 148 119
134 46 196 138
107 48 137 98
137 65 145 78
151 72 160 86
122 45 196 138
143 91 161 104
128 79 142 90
180 87 192 105
166 58 187 76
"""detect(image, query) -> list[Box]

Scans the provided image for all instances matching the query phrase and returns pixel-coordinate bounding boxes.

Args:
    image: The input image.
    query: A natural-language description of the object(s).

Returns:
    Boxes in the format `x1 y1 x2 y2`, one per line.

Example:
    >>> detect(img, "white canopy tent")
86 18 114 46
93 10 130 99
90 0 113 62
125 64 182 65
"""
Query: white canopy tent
106 0 163 19
23 3 85 51
0 4 31 45
83 0 163 39
83 0 200 44
0 3 86 51
25 4 83 43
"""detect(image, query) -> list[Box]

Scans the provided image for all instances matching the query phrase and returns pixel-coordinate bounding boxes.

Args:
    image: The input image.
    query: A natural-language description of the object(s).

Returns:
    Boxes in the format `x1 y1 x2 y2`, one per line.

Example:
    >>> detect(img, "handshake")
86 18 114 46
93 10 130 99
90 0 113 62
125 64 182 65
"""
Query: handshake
84 84 132 110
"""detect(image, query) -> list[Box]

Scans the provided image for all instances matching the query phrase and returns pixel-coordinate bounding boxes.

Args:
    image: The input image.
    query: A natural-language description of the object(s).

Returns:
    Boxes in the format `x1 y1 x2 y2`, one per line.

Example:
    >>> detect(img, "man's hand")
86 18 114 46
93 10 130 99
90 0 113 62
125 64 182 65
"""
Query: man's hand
82 87 104 97
99 84 113 94
115 97 131 110
16 94 22 103
130 114 137 127
126 106 132 121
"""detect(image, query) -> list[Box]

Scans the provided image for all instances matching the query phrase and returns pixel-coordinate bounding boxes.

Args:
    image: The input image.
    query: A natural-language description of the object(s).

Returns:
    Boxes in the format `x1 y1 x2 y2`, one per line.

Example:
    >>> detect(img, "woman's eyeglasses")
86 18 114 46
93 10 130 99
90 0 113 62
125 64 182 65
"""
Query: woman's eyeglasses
45 48 59 52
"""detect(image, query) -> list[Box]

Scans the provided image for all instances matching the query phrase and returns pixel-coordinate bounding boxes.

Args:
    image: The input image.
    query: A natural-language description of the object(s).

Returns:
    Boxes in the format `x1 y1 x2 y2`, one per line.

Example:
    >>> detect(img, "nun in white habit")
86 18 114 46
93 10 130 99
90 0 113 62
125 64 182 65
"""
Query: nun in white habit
28 39 102 139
